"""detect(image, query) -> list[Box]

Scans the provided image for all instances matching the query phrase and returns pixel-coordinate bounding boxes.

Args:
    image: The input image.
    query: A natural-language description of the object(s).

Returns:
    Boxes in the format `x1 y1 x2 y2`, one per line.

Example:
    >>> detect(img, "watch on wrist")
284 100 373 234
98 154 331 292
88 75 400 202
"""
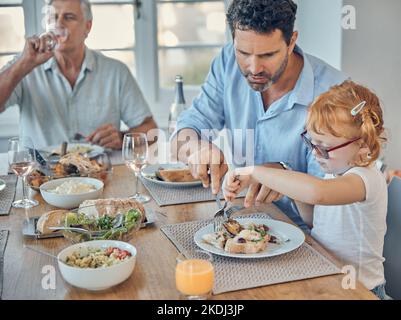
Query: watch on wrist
278 161 292 171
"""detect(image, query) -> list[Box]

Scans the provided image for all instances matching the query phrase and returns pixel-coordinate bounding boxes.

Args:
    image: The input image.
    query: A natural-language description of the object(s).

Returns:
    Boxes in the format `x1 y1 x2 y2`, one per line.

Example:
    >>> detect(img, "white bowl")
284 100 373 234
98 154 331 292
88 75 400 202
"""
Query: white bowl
40 177 104 209
57 240 137 291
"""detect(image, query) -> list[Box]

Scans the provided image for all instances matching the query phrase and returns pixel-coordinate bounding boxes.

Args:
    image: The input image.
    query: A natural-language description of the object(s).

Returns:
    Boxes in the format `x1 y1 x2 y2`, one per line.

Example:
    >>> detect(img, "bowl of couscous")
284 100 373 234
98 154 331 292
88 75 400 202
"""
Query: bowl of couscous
57 240 137 291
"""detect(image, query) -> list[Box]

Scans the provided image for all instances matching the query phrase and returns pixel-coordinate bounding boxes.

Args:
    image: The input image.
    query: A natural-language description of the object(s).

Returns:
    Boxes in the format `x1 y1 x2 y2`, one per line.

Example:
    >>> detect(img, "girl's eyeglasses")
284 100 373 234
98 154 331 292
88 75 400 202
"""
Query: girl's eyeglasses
300 130 361 159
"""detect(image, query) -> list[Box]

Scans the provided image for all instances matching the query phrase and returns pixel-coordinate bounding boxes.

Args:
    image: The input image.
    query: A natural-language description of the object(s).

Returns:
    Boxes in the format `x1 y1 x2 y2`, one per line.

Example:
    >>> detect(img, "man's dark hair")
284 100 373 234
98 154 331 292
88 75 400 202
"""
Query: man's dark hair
226 0 298 45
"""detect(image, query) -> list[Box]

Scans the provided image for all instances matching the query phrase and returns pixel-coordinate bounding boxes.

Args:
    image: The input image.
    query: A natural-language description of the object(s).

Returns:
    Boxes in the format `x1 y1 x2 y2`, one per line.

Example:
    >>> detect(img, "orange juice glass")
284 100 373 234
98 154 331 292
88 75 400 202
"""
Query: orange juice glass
175 250 214 300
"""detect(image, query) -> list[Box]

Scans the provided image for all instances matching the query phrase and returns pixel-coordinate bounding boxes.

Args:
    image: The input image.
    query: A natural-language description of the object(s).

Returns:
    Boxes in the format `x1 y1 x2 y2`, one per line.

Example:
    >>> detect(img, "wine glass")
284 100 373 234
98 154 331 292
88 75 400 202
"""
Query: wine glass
8 137 39 208
175 250 214 300
122 133 150 203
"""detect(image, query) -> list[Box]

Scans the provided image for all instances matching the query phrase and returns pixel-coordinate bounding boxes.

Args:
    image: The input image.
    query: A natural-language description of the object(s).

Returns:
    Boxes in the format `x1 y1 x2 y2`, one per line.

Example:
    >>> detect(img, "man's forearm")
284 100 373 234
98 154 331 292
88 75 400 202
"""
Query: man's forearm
0 58 33 112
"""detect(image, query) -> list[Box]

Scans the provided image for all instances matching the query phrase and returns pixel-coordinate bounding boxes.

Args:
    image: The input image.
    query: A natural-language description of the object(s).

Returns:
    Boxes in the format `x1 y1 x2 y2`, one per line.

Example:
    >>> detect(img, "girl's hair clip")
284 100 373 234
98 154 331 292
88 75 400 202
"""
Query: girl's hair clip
351 101 367 116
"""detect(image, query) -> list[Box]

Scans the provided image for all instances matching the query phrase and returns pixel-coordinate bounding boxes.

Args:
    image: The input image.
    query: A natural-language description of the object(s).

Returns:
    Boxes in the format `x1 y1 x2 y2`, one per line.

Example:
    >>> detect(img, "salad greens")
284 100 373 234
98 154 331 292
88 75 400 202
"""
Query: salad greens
64 209 142 241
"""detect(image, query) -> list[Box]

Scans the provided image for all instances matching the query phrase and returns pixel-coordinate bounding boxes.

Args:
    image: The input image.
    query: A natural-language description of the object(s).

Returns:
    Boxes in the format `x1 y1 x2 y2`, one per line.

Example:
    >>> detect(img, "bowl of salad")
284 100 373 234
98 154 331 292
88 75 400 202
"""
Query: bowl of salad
62 203 144 243
57 240 137 290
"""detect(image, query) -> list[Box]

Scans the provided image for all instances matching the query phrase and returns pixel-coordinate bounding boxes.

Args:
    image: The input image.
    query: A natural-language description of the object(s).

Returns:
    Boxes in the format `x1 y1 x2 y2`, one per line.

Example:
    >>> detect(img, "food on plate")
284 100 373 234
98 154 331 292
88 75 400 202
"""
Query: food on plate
48 180 97 195
155 167 199 182
51 144 93 156
27 154 109 190
63 198 145 242
65 246 132 268
26 170 50 190
79 198 146 222
202 218 277 254
56 153 104 176
37 209 69 234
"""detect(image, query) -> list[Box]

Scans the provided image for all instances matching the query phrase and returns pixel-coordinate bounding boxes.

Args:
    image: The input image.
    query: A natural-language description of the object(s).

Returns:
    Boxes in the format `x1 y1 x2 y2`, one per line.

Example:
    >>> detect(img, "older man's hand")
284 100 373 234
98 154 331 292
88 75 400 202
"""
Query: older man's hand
86 123 122 150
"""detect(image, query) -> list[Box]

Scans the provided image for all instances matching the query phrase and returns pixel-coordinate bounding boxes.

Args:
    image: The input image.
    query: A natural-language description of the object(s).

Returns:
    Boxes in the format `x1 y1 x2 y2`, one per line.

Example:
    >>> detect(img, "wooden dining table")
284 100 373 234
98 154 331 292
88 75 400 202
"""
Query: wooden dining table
1 165 377 300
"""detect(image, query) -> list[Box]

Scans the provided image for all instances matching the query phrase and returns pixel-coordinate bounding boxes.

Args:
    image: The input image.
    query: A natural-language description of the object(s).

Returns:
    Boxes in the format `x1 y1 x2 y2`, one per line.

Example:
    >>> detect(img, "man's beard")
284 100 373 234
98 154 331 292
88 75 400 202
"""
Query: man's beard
243 54 289 92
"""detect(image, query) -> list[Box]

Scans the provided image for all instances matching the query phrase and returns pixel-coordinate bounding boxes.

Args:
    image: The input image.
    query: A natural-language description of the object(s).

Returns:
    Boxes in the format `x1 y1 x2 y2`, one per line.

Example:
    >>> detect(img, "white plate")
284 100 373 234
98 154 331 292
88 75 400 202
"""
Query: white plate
41 143 104 158
0 179 5 192
141 163 202 188
194 218 305 259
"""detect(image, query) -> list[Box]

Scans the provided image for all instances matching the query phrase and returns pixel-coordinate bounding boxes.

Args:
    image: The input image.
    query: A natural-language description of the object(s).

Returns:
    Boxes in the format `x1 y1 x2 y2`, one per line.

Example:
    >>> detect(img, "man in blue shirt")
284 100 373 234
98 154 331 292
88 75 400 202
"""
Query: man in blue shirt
171 0 348 230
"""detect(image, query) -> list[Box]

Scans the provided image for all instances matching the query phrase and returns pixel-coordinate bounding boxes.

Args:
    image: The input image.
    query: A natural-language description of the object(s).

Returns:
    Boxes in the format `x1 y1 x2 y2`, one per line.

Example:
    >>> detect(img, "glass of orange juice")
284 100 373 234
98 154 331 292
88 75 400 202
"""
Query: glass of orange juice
175 250 214 300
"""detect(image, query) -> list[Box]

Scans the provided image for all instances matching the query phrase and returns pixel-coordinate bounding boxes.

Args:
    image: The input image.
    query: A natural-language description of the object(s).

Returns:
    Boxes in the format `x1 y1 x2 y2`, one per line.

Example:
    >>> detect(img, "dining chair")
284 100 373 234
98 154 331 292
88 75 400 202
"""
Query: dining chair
383 176 401 299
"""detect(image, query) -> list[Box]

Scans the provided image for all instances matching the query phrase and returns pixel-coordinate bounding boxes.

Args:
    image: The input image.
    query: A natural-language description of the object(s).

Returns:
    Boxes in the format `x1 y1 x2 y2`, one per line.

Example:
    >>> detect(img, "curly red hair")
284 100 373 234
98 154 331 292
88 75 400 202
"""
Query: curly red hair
306 80 386 166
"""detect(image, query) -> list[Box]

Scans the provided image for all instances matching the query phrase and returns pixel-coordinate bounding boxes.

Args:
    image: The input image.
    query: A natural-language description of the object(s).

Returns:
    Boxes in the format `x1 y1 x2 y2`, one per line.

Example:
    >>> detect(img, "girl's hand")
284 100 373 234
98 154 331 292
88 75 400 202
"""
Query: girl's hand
223 166 255 201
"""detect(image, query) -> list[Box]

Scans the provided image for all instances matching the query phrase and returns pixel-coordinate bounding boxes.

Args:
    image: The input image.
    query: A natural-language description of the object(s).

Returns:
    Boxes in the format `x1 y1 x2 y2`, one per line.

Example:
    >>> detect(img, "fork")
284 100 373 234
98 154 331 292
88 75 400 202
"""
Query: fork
224 205 245 219
213 194 228 232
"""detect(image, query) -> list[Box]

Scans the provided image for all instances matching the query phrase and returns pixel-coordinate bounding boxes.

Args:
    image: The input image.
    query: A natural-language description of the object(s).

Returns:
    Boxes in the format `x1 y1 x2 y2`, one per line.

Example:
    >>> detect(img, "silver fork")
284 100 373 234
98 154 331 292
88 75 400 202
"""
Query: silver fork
224 205 245 219
213 194 227 232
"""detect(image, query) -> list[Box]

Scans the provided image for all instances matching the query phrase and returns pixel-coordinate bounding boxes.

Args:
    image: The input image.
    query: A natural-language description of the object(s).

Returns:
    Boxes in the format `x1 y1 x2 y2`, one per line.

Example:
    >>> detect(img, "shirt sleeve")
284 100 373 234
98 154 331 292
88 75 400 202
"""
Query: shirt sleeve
305 147 324 178
118 64 152 129
175 47 227 141
0 55 23 110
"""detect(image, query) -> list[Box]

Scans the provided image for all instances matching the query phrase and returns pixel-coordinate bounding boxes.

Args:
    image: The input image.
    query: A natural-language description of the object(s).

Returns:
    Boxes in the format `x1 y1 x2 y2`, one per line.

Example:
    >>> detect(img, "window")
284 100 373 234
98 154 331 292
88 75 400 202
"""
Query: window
157 0 227 87
0 0 229 133
0 0 25 69
88 0 136 75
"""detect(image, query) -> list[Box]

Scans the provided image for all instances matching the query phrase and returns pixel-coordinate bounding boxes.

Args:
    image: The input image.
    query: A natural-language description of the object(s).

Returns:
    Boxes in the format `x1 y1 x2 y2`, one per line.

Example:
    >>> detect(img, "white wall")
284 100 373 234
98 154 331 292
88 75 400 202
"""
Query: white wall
296 0 343 70
341 0 401 169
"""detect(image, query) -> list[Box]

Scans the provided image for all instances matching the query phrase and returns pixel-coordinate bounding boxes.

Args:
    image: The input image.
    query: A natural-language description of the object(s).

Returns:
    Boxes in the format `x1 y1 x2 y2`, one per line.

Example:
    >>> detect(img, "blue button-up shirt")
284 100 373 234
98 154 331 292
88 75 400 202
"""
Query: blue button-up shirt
177 43 348 230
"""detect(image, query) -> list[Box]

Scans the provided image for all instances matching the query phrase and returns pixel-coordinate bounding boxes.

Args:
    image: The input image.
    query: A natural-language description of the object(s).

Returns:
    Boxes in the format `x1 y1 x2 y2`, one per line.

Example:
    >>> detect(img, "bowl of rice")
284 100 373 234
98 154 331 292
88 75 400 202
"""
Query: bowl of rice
40 177 104 209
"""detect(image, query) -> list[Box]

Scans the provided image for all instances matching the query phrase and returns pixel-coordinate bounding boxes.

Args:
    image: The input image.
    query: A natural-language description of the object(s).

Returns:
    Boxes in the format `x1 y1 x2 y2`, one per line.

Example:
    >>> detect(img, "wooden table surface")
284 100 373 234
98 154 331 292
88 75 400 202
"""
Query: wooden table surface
1 165 376 300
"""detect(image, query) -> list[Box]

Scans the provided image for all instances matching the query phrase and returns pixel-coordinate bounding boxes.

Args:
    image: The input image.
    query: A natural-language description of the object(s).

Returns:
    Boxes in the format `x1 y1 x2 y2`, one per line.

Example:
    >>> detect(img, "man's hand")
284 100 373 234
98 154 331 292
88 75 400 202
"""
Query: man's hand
223 167 254 202
242 163 285 207
186 140 227 194
86 123 122 149
20 35 55 71
244 183 283 208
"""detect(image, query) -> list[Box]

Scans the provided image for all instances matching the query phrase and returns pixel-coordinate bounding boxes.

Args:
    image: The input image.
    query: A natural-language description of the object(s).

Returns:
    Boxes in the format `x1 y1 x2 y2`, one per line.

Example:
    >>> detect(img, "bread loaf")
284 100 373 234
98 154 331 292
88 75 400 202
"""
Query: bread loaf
37 209 69 234
79 198 146 223
156 168 199 182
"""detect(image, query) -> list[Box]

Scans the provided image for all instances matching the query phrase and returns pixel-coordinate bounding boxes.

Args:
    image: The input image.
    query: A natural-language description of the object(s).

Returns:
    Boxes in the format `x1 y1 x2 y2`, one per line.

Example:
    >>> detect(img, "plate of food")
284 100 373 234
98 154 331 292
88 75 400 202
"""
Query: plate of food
62 198 150 242
194 218 305 259
27 152 112 191
141 163 202 187
22 199 155 239
42 143 104 158
0 178 6 192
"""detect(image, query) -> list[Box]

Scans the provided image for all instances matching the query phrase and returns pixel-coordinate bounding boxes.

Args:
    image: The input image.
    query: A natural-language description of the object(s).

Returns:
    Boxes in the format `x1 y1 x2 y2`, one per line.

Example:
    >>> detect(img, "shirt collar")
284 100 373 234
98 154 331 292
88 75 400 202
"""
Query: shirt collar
286 45 315 109
43 46 95 72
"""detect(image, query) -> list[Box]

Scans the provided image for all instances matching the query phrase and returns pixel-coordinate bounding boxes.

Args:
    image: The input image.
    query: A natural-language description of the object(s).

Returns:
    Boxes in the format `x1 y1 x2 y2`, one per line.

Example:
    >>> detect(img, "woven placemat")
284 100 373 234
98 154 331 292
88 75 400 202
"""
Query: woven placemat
0 230 9 300
0 175 17 216
140 177 245 207
161 213 341 295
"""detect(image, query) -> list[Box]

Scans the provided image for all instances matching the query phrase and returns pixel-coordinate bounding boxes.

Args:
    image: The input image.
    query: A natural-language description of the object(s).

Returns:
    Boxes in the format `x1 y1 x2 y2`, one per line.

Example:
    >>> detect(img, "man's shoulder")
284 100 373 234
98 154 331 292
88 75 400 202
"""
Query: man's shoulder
215 42 237 67
305 52 349 92
89 49 131 74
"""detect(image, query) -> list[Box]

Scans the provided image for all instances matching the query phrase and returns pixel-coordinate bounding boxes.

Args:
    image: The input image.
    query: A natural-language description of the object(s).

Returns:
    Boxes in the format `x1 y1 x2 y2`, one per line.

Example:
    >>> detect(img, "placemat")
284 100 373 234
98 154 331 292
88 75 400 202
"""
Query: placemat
0 175 17 216
161 213 341 295
0 230 9 300
140 177 246 207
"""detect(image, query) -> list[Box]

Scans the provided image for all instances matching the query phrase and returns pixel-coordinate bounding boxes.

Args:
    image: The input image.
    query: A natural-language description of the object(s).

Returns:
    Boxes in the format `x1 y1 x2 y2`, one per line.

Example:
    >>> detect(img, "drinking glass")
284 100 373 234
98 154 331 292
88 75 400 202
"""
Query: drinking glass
41 8 69 51
8 137 39 208
44 29 68 50
175 250 214 300
122 133 150 203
